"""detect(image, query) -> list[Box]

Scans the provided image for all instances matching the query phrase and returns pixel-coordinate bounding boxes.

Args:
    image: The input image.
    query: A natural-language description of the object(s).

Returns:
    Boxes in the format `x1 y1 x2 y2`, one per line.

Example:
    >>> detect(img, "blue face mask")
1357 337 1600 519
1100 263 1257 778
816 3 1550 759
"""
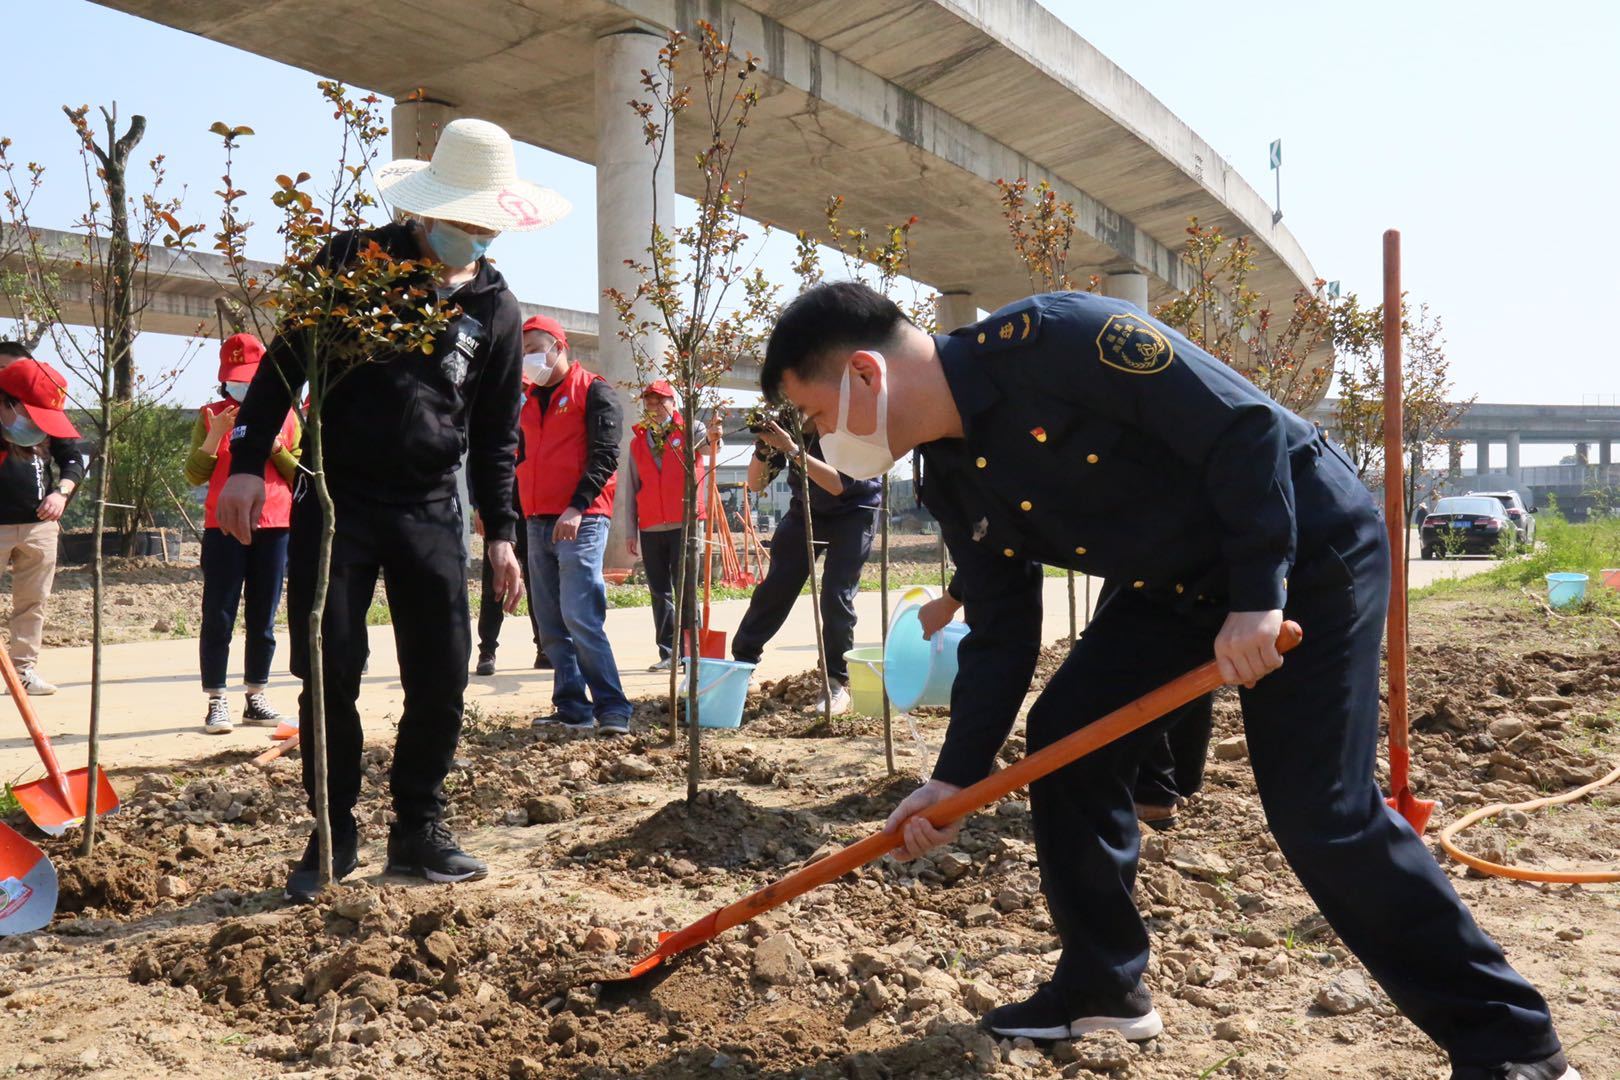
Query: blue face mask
426 221 495 268
3 414 47 448
225 381 251 403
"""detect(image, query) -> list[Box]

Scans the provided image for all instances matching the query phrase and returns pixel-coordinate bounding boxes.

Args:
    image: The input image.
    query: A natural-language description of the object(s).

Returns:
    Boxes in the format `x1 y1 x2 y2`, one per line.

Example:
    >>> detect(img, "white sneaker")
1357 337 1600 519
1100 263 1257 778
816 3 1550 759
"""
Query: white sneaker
204 696 233 735
16 666 56 696
648 656 674 672
802 683 852 716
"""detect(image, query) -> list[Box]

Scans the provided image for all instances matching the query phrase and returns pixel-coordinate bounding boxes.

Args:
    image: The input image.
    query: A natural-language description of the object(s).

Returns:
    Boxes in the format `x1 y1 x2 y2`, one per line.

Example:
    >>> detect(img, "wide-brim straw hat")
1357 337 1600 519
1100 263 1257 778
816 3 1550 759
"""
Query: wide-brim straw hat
376 118 571 233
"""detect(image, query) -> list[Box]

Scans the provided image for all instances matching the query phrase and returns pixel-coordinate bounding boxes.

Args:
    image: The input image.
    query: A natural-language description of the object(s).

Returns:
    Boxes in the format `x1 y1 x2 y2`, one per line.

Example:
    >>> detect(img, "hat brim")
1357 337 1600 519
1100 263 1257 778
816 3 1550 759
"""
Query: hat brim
376 160 572 233
219 360 259 384
23 403 77 440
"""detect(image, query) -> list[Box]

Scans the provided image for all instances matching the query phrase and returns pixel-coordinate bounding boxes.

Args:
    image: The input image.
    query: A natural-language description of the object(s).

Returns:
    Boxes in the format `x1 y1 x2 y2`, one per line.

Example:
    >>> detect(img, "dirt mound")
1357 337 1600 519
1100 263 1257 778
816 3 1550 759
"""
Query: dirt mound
52 836 159 915
582 789 830 874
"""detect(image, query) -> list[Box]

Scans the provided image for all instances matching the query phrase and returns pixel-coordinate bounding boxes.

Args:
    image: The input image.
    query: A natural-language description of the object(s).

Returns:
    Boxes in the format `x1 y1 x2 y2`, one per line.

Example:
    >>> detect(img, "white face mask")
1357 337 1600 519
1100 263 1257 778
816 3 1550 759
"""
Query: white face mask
522 351 557 386
818 352 894 481
225 381 251 403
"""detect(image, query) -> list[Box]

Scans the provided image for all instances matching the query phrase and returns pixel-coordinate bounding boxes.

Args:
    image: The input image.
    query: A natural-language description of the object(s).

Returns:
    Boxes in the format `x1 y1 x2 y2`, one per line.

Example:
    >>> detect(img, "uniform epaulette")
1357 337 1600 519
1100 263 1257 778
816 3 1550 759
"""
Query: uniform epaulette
955 303 1042 354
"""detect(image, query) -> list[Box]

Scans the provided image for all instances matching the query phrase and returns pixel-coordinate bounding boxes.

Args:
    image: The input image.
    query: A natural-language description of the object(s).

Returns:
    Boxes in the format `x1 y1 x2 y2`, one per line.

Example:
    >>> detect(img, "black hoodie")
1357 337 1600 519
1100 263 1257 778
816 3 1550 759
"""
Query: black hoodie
229 222 523 542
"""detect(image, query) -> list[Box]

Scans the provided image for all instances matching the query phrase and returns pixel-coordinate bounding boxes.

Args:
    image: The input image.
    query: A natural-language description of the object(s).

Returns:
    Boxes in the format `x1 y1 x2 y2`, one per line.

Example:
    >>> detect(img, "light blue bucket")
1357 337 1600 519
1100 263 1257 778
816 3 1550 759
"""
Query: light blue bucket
678 657 756 729
884 604 969 713
1545 572 1589 610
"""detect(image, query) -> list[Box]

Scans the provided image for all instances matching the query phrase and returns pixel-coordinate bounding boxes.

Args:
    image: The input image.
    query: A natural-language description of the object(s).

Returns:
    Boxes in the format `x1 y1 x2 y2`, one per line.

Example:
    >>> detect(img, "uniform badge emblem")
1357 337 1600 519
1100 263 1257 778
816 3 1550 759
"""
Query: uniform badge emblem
557 395 571 412
971 517 989 542
1097 313 1174 375
998 321 1015 341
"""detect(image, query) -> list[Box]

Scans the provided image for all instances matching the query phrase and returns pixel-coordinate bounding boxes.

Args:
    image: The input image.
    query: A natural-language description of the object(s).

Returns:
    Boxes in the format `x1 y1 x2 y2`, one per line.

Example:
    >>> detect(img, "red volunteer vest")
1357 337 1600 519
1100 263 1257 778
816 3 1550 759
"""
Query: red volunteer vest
517 363 618 518
201 399 297 530
631 416 706 530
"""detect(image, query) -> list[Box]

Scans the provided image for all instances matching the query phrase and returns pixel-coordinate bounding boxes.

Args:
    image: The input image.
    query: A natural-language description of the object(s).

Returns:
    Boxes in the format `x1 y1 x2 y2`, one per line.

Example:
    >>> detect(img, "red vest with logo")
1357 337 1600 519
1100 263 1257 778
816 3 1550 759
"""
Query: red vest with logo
201 400 298 530
517 363 618 517
631 416 707 530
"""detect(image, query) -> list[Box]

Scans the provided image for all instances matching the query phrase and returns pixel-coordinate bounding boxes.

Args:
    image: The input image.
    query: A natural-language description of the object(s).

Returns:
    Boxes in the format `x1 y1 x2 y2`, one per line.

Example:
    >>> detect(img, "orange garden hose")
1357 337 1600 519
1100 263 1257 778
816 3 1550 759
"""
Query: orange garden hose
1439 761 1620 883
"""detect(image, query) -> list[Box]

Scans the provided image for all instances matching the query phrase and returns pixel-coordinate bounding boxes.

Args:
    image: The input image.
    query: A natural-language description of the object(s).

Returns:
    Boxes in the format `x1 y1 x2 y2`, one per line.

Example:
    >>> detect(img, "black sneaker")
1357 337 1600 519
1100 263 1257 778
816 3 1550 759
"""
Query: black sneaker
285 826 360 903
242 692 284 727
981 982 1163 1042
598 714 631 737
475 653 496 677
204 695 233 735
1455 1051 1580 1080
386 821 488 884
534 713 595 732
534 650 552 670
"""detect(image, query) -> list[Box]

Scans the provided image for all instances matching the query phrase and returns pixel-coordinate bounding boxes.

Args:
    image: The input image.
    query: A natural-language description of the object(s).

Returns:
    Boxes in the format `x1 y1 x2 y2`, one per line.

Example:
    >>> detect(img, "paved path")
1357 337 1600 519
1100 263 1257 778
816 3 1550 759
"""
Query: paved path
2 550 1498 783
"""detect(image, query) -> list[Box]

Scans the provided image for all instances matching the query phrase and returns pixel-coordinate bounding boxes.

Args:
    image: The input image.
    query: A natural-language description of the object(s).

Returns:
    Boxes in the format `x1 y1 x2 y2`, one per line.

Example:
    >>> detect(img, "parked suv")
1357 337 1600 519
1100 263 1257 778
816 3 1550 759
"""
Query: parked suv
1420 495 1515 558
1467 489 1537 545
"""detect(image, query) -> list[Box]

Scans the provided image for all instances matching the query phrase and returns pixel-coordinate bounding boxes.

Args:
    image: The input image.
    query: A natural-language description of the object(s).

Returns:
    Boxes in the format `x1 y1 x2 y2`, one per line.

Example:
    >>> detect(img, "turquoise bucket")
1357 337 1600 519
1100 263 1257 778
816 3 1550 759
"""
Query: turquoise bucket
884 604 968 713
1545 572 1589 610
679 657 756 729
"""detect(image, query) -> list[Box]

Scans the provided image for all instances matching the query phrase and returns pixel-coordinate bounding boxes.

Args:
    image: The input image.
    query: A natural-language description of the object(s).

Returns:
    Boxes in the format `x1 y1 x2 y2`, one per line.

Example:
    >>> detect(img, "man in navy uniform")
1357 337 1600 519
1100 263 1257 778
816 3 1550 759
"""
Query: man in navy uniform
760 282 1573 1080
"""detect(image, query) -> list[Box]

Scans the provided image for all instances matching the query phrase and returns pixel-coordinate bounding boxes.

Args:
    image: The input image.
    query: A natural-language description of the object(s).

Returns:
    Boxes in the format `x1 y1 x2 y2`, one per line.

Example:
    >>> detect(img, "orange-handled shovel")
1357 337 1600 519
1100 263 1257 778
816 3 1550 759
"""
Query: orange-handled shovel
697 434 727 660
0 651 118 836
601 622 1304 994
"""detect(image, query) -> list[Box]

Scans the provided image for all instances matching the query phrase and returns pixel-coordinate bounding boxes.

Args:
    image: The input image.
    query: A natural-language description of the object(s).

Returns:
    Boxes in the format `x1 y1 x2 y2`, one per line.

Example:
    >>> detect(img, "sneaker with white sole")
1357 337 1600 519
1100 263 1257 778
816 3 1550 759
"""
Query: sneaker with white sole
648 656 674 672
386 820 488 884
15 666 56 696
981 982 1163 1043
598 714 631 737
1457 1051 1580 1080
534 713 596 732
241 692 284 727
801 682 852 716
204 696 233 735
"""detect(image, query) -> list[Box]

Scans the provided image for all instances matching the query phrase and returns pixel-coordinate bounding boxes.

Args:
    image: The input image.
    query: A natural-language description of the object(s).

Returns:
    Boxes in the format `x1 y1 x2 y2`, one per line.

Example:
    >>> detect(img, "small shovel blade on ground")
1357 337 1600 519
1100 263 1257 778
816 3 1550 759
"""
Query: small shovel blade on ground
0 822 56 935
0 651 119 835
593 623 1305 999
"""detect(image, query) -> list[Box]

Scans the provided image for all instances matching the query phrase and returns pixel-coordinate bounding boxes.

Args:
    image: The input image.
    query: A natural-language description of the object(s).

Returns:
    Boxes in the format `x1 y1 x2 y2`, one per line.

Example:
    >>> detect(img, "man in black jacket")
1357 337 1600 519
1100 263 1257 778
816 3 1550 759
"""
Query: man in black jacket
218 119 570 902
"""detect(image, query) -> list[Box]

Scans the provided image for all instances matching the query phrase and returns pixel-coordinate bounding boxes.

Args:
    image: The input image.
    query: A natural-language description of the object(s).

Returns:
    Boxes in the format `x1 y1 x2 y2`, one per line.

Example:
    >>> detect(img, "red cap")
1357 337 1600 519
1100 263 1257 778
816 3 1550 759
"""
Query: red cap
0 359 78 439
642 379 676 400
219 333 265 383
521 314 568 348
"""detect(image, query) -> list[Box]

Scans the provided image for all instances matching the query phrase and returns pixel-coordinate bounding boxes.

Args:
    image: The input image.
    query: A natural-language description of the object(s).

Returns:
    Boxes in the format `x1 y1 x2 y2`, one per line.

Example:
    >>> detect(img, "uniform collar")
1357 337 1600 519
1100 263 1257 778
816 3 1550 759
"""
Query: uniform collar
932 332 1000 442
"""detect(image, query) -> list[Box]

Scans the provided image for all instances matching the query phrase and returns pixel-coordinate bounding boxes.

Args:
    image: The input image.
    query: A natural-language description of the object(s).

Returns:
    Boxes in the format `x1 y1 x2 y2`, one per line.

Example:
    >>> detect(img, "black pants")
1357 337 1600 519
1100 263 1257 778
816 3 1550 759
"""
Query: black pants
732 505 875 686
1029 452 1557 1072
641 527 694 660
199 526 288 692
287 485 469 830
476 518 539 659
1132 693 1214 807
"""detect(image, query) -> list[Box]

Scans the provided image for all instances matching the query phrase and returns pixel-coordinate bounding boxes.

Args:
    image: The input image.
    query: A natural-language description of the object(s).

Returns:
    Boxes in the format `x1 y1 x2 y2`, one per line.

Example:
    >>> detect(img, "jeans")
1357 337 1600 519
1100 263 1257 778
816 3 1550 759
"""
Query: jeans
287 487 469 829
199 526 289 692
732 506 875 686
640 526 693 660
528 514 630 722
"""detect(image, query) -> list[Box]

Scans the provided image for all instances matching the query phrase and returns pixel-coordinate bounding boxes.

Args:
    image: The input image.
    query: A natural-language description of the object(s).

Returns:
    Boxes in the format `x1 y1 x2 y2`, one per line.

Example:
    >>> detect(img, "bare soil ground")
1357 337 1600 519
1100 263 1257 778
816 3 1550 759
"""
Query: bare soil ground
0 586 1617 1078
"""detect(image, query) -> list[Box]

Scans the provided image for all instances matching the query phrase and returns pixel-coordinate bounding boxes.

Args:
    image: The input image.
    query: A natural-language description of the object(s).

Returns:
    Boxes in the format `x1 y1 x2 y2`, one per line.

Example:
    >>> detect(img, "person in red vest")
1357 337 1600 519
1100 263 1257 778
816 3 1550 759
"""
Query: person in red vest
625 380 717 671
516 315 630 734
183 333 302 734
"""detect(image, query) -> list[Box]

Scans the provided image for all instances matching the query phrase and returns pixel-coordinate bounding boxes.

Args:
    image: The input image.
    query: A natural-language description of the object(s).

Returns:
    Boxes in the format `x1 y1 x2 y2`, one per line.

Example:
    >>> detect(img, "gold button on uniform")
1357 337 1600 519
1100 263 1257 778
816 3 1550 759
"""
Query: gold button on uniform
1133 580 1145 589
975 456 987 468
1074 546 1087 556
1003 548 1016 558
976 332 986 344
1020 500 1032 511
1086 453 1099 464
1175 584 1185 594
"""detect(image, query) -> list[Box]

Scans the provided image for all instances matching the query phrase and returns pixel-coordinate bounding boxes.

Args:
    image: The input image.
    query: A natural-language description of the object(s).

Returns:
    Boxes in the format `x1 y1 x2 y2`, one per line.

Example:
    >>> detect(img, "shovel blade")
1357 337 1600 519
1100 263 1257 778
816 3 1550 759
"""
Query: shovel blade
14 767 119 836
0 823 55 935
1387 790 1436 835
698 630 727 660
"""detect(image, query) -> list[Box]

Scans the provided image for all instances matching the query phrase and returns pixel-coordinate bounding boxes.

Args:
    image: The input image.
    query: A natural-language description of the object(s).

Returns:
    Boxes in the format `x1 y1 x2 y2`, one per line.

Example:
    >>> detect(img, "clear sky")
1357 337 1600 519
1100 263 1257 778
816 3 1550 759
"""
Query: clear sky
4 0 1617 468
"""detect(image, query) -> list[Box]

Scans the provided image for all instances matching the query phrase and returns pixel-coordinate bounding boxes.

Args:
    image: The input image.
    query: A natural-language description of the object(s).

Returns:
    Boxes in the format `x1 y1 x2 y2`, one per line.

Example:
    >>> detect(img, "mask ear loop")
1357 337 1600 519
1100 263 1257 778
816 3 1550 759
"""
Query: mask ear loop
837 352 888 441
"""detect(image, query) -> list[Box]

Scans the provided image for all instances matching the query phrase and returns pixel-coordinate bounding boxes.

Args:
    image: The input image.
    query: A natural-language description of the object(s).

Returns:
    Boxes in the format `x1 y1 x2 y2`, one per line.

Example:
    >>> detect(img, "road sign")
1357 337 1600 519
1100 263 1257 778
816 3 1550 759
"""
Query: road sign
1269 139 1282 169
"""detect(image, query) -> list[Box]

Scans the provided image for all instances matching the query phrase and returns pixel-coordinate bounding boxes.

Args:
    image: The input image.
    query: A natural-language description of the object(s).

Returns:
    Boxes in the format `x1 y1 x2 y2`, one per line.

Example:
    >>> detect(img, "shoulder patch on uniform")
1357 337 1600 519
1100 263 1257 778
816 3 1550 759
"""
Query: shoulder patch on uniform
961 304 1041 353
1096 312 1174 375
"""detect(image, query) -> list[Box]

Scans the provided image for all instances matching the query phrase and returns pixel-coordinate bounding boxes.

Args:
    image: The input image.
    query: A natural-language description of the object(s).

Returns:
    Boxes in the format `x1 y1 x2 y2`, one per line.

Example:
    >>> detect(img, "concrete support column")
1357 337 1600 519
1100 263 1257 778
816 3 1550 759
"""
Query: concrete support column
1102 269 1150 312
934 292 977 334
391 97 456 162
596 28 674 570
1602 440 1613 467
1448 441 1463 479
1506 431 1521 488
1576 441 1590 465
1475 440 1490 477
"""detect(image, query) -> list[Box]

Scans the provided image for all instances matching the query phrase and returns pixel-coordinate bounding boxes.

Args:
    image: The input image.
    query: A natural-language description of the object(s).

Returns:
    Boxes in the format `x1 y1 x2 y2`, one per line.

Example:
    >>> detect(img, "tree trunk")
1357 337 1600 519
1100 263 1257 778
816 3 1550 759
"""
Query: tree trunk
668 509 688 741
99 111 144 403
77 401 113 857
684 432 702 802
798 449 831 725
305 417 335 886
880 476 894 775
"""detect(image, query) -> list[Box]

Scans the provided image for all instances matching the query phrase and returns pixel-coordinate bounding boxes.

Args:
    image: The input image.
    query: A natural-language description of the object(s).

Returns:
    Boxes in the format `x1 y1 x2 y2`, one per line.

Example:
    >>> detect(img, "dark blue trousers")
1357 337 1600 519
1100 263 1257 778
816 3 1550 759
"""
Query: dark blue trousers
1030 451 1558 1073
1131 692 1213 808
199 526 289 692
